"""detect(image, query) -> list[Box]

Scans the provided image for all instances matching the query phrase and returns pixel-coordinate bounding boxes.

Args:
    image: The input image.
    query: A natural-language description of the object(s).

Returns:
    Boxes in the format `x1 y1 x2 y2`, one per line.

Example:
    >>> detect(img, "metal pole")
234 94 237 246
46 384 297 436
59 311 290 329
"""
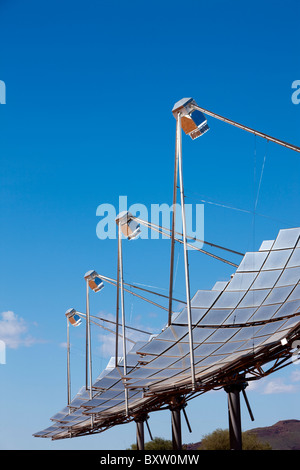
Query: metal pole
115 231 120 368
85 285 88 391
242 388 255 422
177 112 196 391
168 124 179 326
86 279 93 400
118 225 129 416
224 384 243 450
67 317 71 406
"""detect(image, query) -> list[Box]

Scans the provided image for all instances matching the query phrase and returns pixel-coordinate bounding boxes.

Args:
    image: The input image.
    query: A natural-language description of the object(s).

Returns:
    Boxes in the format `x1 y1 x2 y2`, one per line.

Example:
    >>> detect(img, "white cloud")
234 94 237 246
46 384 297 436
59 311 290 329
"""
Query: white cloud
262 378 297 395
246 369 300 395
0 311 38 349
290 369 300 382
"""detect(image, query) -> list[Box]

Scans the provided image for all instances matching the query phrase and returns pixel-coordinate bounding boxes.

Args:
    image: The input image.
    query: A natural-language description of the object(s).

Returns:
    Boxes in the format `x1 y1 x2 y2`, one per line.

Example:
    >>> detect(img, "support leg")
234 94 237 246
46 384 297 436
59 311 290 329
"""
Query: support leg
171 408 182 450
169 396 183 450
136 420 145 450
224 383 246 450
134 414 148 450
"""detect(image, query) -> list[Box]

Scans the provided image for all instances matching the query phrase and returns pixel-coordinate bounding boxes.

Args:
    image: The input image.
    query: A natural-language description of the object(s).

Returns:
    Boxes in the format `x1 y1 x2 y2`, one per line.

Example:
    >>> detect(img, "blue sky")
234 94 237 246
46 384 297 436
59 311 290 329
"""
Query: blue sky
0 0 299 450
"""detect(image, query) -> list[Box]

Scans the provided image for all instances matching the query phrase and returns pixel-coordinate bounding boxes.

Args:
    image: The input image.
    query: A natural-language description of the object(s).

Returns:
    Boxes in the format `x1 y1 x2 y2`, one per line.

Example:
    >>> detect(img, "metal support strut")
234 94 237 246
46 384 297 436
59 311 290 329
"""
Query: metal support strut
224 382 248 450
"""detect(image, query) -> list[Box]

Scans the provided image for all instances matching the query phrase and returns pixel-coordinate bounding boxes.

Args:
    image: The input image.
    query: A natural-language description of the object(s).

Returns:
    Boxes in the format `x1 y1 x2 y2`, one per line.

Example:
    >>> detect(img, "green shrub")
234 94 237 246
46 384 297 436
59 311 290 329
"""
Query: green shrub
198 428 272 450
128 436 173 450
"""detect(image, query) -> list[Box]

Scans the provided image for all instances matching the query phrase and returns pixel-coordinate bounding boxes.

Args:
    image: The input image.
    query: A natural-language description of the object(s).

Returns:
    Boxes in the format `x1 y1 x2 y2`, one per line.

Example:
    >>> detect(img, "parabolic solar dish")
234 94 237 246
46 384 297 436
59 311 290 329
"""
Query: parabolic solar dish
34 227 300 440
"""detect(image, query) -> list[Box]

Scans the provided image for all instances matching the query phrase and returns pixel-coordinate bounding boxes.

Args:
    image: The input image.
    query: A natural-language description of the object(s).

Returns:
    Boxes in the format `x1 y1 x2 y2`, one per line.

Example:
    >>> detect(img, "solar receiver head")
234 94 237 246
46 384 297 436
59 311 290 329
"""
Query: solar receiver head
65 308 82 327
84 270 104 293
115 211 141 240
172 97 209 140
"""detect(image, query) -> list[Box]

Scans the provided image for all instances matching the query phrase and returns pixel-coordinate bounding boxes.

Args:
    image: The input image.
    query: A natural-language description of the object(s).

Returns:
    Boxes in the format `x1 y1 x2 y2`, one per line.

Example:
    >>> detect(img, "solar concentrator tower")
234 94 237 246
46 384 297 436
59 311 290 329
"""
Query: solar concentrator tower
34 99 300 450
